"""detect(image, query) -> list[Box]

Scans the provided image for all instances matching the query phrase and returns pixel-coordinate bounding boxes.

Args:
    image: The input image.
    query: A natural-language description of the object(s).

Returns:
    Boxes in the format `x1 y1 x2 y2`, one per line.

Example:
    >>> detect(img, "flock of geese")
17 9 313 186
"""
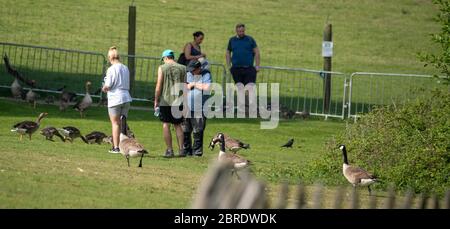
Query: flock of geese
4 53 96 118
4 54 380 194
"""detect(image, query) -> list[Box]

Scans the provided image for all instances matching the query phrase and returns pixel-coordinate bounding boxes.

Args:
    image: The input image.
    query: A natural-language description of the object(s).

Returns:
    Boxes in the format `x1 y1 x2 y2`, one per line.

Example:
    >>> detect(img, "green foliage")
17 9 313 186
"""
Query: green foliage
306 88 450 195
420 0 450 83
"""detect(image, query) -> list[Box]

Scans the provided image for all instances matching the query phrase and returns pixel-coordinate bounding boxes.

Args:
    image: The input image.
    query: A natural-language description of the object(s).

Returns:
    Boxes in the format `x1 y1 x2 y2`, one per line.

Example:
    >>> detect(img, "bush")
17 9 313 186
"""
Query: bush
304 88 450 195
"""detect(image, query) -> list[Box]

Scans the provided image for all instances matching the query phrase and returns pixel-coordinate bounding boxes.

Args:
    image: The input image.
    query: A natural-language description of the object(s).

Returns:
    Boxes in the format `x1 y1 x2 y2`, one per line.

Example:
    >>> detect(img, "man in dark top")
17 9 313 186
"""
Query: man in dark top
226 23 260 115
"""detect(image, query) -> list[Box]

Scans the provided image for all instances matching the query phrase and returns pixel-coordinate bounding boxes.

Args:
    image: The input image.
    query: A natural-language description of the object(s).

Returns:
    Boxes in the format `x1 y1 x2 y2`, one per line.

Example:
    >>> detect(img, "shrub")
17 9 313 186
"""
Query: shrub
305 88 450 195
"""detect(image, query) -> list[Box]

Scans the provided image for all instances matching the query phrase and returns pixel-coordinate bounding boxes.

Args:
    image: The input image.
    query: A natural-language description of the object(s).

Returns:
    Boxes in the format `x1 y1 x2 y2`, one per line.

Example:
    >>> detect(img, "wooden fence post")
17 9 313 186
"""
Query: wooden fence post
322 23 332 114
128 4 136 94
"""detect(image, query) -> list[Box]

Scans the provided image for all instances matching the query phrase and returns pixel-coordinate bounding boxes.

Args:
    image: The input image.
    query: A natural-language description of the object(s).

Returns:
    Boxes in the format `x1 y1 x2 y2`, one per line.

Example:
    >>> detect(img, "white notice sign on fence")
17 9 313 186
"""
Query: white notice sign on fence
322 41 333 57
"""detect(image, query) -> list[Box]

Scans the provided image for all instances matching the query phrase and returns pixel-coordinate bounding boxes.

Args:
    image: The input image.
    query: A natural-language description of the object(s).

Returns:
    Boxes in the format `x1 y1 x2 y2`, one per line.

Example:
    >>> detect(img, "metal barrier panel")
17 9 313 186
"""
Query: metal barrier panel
258 66 347 119
348 72 445 120
120 54 228 101
0 42 106 97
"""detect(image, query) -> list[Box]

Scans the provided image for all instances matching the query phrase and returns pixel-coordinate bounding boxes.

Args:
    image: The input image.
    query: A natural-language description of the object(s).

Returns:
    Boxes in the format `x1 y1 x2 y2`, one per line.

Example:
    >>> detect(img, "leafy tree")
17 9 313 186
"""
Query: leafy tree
420 0 450 84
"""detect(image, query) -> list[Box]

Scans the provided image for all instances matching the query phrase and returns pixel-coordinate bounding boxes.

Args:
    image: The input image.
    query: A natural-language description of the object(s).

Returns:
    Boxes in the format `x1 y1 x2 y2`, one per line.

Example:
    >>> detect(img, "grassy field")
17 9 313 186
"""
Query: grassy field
0 0 441 74
0 98 349 208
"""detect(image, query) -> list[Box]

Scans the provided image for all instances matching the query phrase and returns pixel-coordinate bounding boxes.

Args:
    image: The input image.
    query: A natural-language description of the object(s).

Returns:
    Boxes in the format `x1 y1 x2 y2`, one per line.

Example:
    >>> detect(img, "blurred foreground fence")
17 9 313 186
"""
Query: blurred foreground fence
192 161 450 209
1 42 447 118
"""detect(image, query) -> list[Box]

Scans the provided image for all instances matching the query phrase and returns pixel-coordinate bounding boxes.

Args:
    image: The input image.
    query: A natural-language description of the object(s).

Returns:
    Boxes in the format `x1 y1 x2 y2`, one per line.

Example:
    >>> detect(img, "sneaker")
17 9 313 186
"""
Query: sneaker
108 147 121 154
193 152 203 157
164 149 174 158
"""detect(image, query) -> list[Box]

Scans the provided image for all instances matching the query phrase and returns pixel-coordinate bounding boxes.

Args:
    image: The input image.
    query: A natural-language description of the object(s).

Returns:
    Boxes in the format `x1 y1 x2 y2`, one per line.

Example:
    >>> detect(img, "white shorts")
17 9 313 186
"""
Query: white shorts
108 102 130 117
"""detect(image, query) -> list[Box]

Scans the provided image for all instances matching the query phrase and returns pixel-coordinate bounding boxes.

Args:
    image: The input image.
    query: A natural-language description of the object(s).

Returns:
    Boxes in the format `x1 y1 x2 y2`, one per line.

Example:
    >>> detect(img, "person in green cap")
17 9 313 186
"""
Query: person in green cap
154 49 187 158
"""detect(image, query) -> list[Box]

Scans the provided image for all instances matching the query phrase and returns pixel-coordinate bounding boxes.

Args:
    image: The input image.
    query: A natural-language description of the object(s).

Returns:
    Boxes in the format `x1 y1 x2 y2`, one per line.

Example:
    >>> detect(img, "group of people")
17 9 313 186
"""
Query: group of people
102 23 260 157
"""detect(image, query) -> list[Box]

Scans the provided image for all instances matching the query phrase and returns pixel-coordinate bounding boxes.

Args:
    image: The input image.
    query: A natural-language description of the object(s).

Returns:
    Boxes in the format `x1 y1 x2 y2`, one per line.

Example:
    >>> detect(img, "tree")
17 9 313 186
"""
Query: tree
420 0 450 84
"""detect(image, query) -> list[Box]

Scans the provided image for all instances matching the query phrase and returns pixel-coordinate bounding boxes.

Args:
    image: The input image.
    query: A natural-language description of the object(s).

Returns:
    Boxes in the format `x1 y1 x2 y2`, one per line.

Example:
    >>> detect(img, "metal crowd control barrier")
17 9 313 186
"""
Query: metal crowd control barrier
258 66 347 119
0 42 107 99
348 72 444 121
121 54 228 101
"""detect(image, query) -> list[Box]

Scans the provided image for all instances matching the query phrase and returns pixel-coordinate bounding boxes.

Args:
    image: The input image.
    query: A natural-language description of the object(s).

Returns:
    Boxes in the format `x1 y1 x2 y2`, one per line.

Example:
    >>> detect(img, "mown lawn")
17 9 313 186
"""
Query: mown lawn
0 98 350 208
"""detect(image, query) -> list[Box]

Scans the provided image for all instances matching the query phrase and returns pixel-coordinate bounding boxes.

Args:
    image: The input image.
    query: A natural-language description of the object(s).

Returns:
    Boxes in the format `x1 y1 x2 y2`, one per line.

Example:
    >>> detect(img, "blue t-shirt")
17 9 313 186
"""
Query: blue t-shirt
186 71 212 113
227 35 257 67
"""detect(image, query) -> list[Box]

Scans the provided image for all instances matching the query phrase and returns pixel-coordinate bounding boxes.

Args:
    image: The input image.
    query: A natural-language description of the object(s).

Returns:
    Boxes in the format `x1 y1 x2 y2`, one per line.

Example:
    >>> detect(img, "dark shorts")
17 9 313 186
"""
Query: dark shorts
230 66 257 85
159 105 184 124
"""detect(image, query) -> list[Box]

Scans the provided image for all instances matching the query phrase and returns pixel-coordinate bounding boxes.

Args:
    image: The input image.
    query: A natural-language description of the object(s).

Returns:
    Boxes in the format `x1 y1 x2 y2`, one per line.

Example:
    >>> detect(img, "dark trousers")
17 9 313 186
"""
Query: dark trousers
182 115 206 156
230 66 257 85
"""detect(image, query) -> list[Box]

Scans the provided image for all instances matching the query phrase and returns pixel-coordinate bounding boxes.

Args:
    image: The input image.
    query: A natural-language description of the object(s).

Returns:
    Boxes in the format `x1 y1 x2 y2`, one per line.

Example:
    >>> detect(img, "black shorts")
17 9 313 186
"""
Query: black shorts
230 66 257 85
159 105 184 124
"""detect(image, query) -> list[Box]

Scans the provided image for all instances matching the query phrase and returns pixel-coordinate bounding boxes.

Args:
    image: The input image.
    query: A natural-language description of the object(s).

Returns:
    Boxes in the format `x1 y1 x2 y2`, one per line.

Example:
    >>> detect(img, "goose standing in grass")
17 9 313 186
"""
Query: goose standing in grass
40 126 65 142
118 115 148 167
339 144 379 195
57 126 88 143
11 112 48 140
208 133 250 153
73 81 93 118
211 133 250 179
58 85 77 111
85 131 108 144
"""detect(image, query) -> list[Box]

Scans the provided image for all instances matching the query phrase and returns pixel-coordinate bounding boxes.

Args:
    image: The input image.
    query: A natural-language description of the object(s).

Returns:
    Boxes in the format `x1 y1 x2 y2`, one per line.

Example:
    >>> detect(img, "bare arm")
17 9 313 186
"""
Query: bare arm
253 47 260 71
226 50 231 69
154 66 163 109
184 43 204 61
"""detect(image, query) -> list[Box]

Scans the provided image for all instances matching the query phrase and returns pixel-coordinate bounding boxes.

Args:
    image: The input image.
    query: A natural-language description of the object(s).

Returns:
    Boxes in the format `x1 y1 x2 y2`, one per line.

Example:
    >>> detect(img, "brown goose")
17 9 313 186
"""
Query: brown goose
57 126 88 143
58 85 77 111
119 115 148 167
73 81 93 118
40 126 65 142
85 131 108 144
211 133 250 179
11 112 48 140
339 144 379 195
209 133 250 153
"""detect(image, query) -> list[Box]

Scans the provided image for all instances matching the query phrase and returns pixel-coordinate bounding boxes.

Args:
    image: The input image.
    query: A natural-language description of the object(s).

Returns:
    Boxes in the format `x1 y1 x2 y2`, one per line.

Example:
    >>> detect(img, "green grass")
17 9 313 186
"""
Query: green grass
0 0 441 74
0 98 349 208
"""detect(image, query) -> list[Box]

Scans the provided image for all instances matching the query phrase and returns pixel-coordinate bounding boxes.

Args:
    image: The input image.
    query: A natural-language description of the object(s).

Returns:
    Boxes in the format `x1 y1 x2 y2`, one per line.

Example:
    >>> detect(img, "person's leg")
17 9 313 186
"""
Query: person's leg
192 117 206 156
174 123 184 156
108 105 121 153
181 118 193 156
162 122 173 152
109 114 120 149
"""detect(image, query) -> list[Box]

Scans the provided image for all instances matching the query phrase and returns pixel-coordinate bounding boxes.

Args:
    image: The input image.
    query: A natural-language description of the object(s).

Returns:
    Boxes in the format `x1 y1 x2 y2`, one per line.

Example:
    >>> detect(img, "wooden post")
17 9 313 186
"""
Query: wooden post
128 5 136 93
322 23 332 114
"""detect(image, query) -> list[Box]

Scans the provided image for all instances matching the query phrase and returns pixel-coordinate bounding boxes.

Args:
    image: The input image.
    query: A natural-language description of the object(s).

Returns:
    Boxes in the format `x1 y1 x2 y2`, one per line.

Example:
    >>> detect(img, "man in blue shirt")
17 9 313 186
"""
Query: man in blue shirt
181 59 212 157
226 23 260 85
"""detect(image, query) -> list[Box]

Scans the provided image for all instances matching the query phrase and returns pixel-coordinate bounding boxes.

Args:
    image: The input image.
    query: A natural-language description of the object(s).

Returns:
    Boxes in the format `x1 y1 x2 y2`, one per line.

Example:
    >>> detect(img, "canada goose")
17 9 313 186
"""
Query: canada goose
84 131 108 144
208 133 250 153
57 126 88 143
40 126 65 142
73 81 93 118
58 85 77 111
211 133 250 179
339 144 378 195
103 127 134 146
119 115 148 167
11 112 48 140
281 138 294 148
